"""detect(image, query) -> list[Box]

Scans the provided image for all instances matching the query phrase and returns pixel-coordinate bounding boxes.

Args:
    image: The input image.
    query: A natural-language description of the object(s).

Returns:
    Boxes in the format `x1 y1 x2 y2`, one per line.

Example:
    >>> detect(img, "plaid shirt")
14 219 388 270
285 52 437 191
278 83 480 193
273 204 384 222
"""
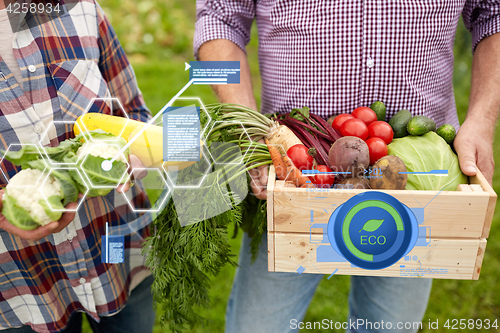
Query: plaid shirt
194 0 500 128
0 1 152 332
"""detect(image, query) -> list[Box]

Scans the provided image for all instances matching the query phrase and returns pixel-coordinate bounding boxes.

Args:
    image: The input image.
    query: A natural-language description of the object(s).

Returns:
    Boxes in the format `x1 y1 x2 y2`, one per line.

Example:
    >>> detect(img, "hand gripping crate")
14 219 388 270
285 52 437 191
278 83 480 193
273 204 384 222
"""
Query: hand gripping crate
266 166 496 280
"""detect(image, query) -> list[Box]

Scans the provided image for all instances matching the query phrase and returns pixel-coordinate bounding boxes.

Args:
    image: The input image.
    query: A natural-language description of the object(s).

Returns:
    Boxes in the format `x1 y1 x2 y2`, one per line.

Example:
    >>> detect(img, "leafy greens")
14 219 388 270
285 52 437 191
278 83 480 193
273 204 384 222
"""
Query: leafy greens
388 131 467 191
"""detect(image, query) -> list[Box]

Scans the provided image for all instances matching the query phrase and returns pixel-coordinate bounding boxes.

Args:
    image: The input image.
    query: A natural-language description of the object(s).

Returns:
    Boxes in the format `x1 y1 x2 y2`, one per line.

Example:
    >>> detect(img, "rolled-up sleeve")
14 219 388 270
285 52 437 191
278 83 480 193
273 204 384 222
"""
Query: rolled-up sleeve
193 0 256 58
463 1 500 52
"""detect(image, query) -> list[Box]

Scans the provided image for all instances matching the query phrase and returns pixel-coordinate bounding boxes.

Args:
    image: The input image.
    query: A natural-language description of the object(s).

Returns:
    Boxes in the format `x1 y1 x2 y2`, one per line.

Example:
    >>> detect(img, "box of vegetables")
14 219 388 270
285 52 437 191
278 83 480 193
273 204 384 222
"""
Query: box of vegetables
0 102 496 331
263 104 496 280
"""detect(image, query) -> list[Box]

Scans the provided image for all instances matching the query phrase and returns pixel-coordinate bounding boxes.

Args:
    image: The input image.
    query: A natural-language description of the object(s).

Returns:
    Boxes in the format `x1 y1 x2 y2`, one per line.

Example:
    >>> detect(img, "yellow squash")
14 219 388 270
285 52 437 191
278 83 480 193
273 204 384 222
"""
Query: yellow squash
75 113 199 170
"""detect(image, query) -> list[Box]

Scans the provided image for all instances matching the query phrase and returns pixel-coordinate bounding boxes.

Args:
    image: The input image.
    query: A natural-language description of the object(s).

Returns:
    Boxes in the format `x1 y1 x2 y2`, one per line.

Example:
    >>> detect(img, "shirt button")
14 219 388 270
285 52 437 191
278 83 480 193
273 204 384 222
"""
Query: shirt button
28 65 36 73
67 234 74 242
34 126 42 133
366 58 374 68
79 277 86 284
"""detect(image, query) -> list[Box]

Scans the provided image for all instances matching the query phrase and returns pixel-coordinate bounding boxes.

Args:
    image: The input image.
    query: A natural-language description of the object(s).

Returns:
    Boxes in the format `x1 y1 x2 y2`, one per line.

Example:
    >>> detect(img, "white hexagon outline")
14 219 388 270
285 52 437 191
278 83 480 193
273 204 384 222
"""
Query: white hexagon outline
78 143 130 190
0 143 47 187
38 120 90 166
162 144 212 189
79 97 131 143
120 168 172 213
204 121 255 165
166 97 212 141
39 167 89 212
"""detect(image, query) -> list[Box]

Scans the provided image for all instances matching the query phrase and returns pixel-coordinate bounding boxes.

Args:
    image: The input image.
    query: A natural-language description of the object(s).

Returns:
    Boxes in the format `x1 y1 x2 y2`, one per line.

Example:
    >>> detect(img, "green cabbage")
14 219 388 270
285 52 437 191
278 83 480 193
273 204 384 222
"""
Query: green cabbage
388 131 467 191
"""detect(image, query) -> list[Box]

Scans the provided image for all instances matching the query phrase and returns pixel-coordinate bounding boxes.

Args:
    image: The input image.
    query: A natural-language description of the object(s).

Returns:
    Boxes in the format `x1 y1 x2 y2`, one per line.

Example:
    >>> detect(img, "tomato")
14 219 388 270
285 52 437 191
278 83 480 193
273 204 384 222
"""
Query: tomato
352 107 377 126
366 137 388 165
332 114 354 132
340 118 369 140
312 165 335 188
286 144 314 171
368 121 394 144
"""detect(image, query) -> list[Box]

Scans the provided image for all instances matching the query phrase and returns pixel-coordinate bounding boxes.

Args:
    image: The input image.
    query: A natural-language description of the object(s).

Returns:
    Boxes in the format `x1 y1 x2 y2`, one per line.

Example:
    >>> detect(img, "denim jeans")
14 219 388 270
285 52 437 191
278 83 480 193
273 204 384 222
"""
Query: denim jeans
5 275 155 333
226 234 432 333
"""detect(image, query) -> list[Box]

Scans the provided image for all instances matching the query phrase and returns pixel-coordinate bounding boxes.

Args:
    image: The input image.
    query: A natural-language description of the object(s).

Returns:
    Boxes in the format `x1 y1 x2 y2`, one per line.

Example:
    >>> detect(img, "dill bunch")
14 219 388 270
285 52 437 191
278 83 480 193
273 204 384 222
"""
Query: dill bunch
143 103 273 332
144 196 242 332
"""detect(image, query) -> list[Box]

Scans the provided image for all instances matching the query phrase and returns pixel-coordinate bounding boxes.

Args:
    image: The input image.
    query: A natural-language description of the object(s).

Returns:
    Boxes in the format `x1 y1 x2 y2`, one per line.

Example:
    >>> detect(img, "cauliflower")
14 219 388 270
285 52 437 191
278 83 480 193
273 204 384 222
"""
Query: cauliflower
72 139 129 198
0 131 129 230
2 169 64 228
76 141 127 163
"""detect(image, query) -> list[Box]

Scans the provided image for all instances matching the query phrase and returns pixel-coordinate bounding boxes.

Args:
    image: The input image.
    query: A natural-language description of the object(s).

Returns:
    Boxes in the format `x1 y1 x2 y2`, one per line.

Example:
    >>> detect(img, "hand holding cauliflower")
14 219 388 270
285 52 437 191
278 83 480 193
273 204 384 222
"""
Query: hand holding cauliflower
0 130 133 233
3 169 64 229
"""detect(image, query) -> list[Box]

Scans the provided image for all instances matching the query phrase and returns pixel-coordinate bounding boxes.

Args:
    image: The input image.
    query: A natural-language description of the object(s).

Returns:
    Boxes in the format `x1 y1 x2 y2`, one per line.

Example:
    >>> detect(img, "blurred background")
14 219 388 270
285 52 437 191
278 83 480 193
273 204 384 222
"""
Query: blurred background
89 1 499 332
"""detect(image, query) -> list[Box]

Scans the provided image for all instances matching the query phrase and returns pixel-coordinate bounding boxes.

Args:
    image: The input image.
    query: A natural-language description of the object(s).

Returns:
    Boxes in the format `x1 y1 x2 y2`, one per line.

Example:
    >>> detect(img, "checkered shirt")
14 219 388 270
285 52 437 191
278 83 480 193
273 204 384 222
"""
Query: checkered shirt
0 1 152 332
194 0 500 128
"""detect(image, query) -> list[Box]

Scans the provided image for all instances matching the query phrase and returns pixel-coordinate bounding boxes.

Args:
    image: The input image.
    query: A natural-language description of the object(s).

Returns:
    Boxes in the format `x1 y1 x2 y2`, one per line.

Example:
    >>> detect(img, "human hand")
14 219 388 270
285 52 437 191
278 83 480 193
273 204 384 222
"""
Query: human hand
249 164 269 200
0 189 78 241
248 138 269 200
454 117 495 185
117 154 148 193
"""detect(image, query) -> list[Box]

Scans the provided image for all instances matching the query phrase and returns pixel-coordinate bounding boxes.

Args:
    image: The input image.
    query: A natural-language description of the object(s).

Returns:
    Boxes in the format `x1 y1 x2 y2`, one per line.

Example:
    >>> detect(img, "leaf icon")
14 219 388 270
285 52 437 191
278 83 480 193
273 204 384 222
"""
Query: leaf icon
359 219 384 233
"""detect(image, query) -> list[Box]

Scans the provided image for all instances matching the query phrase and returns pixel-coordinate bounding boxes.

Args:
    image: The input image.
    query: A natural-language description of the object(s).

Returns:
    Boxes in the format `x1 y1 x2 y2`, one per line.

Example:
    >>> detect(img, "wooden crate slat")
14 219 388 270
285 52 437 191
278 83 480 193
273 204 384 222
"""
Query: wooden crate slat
268 232 275 271
470 184 484 192
457 184 472 192
272 185 490 238
266 167 496 280
469 170 497 238
271 232 486 280
473 240 487 280
267 166 276 232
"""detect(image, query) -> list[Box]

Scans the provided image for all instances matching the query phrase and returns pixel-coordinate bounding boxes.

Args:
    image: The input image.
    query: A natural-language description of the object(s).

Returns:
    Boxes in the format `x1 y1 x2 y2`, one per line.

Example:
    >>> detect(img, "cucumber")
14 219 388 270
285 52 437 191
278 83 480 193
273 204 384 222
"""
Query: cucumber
407 116 436 136
370 101 386 121
436 124 456 145
389 109 412 138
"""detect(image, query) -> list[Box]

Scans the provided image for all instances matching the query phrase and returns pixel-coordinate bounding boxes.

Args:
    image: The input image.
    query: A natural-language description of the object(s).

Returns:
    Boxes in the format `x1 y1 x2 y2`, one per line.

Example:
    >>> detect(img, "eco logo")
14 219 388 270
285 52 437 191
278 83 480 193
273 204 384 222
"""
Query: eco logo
327 192 418 270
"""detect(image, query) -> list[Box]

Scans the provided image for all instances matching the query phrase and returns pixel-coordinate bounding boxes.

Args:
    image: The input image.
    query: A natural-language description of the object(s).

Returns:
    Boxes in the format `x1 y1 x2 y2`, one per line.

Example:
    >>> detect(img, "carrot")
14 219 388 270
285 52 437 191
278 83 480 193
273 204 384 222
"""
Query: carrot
265 139 287 180
281 153 294 171
282 155 311 187
206 104 303 156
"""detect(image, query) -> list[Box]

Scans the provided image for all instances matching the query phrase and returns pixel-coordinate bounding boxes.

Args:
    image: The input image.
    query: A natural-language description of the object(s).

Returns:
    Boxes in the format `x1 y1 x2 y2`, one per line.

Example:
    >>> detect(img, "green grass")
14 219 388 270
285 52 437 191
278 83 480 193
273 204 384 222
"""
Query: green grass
80 2 500 332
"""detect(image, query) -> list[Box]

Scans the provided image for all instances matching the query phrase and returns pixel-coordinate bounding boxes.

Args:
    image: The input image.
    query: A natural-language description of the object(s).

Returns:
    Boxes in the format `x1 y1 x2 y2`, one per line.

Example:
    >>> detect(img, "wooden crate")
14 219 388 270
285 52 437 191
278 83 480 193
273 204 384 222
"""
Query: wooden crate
267 166 496 280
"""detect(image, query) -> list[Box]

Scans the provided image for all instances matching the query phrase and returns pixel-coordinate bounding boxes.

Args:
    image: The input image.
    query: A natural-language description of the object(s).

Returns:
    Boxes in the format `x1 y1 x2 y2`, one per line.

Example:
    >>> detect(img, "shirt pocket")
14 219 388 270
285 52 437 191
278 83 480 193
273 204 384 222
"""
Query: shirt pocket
48 59 110 122
268 0 328 37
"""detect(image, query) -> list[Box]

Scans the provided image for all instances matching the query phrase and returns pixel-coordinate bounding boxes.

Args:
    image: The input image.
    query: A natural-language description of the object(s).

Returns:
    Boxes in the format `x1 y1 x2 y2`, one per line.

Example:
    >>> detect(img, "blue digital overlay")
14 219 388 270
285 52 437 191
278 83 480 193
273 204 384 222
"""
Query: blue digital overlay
302 170 351 175
399 169 448 175
326 192 419 270
163 106 200 162
189 61 240 84
101 235 125 264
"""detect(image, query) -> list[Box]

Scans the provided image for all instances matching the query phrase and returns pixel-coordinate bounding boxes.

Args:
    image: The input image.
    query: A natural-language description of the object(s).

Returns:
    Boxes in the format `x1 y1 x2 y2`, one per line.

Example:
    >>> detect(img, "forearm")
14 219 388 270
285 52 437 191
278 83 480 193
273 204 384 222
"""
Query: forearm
454 32 500 183
467 32 500 133
198 39 258 110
